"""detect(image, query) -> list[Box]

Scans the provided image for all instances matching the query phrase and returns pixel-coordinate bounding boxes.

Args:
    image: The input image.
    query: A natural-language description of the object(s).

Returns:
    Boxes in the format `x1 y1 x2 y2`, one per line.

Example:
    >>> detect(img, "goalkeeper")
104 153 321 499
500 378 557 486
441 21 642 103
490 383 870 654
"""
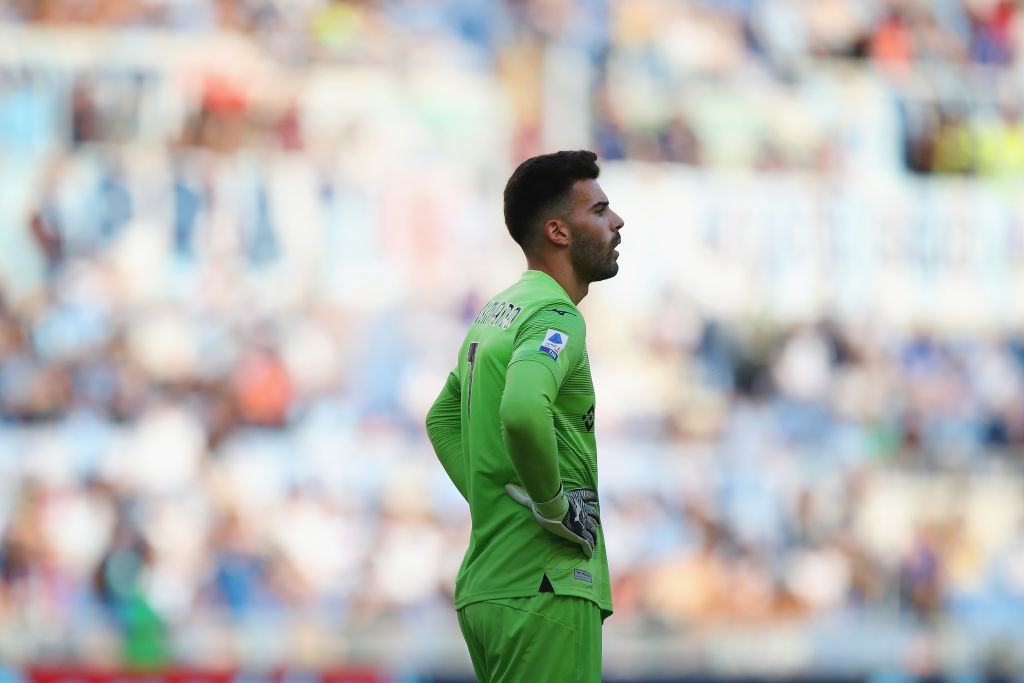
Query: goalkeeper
426 150 624 681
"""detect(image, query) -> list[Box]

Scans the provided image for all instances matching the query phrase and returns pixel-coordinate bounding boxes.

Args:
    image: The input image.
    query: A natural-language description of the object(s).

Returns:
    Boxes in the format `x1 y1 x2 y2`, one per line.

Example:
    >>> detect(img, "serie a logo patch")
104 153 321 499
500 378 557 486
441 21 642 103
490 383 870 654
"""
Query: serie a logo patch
540 329 569 360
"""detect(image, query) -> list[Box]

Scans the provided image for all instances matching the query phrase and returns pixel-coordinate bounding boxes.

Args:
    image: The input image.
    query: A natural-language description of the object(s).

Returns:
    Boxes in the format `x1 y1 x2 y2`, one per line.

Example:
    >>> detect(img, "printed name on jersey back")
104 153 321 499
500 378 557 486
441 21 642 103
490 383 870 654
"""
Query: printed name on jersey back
539 328 569 360
473 299 523 330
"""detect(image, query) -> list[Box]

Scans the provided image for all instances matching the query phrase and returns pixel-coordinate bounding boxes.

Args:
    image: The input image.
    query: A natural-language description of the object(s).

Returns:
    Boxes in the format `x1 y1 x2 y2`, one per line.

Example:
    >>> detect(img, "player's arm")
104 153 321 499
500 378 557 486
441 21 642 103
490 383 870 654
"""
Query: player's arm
501 360 599 557
500 360 561 503
426 370 468 501
500 308 599 557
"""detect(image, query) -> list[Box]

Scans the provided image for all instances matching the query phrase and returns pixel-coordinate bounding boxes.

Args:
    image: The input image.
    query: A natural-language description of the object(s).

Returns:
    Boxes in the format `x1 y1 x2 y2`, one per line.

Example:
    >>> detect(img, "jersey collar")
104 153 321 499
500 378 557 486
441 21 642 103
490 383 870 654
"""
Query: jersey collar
521 269 573 304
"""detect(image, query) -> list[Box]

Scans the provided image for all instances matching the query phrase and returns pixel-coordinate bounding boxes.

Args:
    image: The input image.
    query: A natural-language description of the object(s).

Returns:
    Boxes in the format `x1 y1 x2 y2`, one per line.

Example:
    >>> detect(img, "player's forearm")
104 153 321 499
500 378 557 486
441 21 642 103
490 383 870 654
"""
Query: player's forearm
500 360 561 504
428 424 467 500
426 374 469 500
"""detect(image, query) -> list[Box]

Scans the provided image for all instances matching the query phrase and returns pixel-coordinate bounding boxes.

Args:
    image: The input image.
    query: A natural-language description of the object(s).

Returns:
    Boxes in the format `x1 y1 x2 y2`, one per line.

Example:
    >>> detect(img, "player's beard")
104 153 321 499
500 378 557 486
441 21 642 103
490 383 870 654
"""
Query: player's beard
570 230 619 284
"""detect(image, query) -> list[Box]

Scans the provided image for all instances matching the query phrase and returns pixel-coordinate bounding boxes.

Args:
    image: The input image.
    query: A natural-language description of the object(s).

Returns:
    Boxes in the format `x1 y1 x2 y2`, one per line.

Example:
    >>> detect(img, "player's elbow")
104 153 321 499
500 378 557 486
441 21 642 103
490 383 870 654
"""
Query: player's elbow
425 402 449 446
425 401 439 431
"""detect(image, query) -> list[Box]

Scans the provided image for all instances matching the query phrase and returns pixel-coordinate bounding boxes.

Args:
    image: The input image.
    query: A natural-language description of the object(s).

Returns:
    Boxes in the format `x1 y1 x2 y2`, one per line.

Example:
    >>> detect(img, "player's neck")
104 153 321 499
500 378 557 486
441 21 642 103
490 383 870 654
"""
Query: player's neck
524 255 588 305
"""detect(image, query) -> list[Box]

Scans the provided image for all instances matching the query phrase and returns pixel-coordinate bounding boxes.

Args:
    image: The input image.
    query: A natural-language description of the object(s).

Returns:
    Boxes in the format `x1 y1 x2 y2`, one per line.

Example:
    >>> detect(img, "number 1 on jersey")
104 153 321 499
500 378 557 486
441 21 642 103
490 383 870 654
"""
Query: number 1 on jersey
466 342 479 422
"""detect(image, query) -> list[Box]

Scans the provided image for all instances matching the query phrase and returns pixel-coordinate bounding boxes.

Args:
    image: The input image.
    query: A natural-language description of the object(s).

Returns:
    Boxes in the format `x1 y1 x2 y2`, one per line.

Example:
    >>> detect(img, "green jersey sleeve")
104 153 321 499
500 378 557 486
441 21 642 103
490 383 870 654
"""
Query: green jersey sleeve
425 370 468 500
508 305 586 387
500 360 561 504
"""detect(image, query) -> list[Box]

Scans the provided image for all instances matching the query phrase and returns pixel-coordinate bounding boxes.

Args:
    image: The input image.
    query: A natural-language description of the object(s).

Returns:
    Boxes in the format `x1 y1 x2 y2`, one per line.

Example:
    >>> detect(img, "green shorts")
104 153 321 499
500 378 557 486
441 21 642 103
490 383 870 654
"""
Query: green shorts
456 592 602 682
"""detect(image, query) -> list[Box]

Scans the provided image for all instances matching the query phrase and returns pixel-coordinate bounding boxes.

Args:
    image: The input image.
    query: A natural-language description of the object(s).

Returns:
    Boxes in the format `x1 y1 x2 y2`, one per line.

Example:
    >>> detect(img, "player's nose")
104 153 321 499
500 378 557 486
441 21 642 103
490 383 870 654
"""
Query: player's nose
611 210 624 231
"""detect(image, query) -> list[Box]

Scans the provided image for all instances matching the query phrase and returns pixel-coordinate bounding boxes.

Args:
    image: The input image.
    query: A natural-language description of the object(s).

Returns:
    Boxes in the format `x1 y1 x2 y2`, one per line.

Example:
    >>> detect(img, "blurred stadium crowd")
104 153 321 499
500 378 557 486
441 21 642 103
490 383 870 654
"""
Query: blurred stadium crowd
2 0 1024 679
3 0 1024 173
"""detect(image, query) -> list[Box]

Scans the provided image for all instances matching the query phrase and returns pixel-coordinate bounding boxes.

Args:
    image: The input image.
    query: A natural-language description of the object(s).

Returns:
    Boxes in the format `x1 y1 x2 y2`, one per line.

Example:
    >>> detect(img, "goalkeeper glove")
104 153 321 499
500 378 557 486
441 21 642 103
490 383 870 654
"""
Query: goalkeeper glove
505 482 600 558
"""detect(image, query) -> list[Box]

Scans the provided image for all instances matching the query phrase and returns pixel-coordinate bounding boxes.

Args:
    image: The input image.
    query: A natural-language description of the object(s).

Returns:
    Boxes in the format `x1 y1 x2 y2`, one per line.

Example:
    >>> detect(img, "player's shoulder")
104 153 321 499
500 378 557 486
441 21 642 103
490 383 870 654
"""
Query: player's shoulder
529 300 585 325
509 300 586 365
515 297 586 339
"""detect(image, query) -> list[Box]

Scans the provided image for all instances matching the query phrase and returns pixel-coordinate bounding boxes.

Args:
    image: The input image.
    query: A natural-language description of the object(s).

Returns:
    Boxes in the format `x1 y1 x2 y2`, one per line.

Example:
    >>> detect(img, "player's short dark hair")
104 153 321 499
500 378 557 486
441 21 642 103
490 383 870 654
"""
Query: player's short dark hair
503 150 600 249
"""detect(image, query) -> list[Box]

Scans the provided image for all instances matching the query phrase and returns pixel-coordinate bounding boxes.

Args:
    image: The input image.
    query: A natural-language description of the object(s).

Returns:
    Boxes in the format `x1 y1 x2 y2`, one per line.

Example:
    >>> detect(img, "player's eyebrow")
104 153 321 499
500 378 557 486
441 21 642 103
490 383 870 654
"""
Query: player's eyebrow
591 200 609 211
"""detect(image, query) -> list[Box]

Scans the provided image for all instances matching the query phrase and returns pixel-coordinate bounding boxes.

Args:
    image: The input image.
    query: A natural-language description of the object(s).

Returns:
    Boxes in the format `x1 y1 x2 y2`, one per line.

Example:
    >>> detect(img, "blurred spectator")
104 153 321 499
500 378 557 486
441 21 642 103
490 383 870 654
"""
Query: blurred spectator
931 109 974 174
900 525 944 622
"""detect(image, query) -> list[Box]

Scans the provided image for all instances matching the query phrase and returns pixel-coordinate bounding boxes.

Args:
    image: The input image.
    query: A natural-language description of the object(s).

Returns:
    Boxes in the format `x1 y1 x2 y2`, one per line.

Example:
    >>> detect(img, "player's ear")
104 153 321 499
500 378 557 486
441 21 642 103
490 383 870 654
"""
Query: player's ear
543 218 570 247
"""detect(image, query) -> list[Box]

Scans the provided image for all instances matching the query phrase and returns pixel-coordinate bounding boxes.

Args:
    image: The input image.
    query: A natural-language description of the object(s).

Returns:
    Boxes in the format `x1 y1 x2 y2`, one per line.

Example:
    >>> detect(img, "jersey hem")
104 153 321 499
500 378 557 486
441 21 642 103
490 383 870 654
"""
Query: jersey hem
454 588 613 619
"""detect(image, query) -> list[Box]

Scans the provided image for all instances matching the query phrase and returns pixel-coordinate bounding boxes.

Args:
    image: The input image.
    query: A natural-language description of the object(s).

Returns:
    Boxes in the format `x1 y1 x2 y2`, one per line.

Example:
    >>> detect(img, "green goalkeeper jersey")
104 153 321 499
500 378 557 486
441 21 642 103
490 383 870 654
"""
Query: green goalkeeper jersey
430 270 612 619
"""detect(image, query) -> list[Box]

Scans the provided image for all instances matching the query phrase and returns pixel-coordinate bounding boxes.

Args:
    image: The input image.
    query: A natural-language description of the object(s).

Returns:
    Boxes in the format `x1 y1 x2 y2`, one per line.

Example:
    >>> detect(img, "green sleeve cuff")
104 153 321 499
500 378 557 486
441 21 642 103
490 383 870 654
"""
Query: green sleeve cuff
533 483 568 520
